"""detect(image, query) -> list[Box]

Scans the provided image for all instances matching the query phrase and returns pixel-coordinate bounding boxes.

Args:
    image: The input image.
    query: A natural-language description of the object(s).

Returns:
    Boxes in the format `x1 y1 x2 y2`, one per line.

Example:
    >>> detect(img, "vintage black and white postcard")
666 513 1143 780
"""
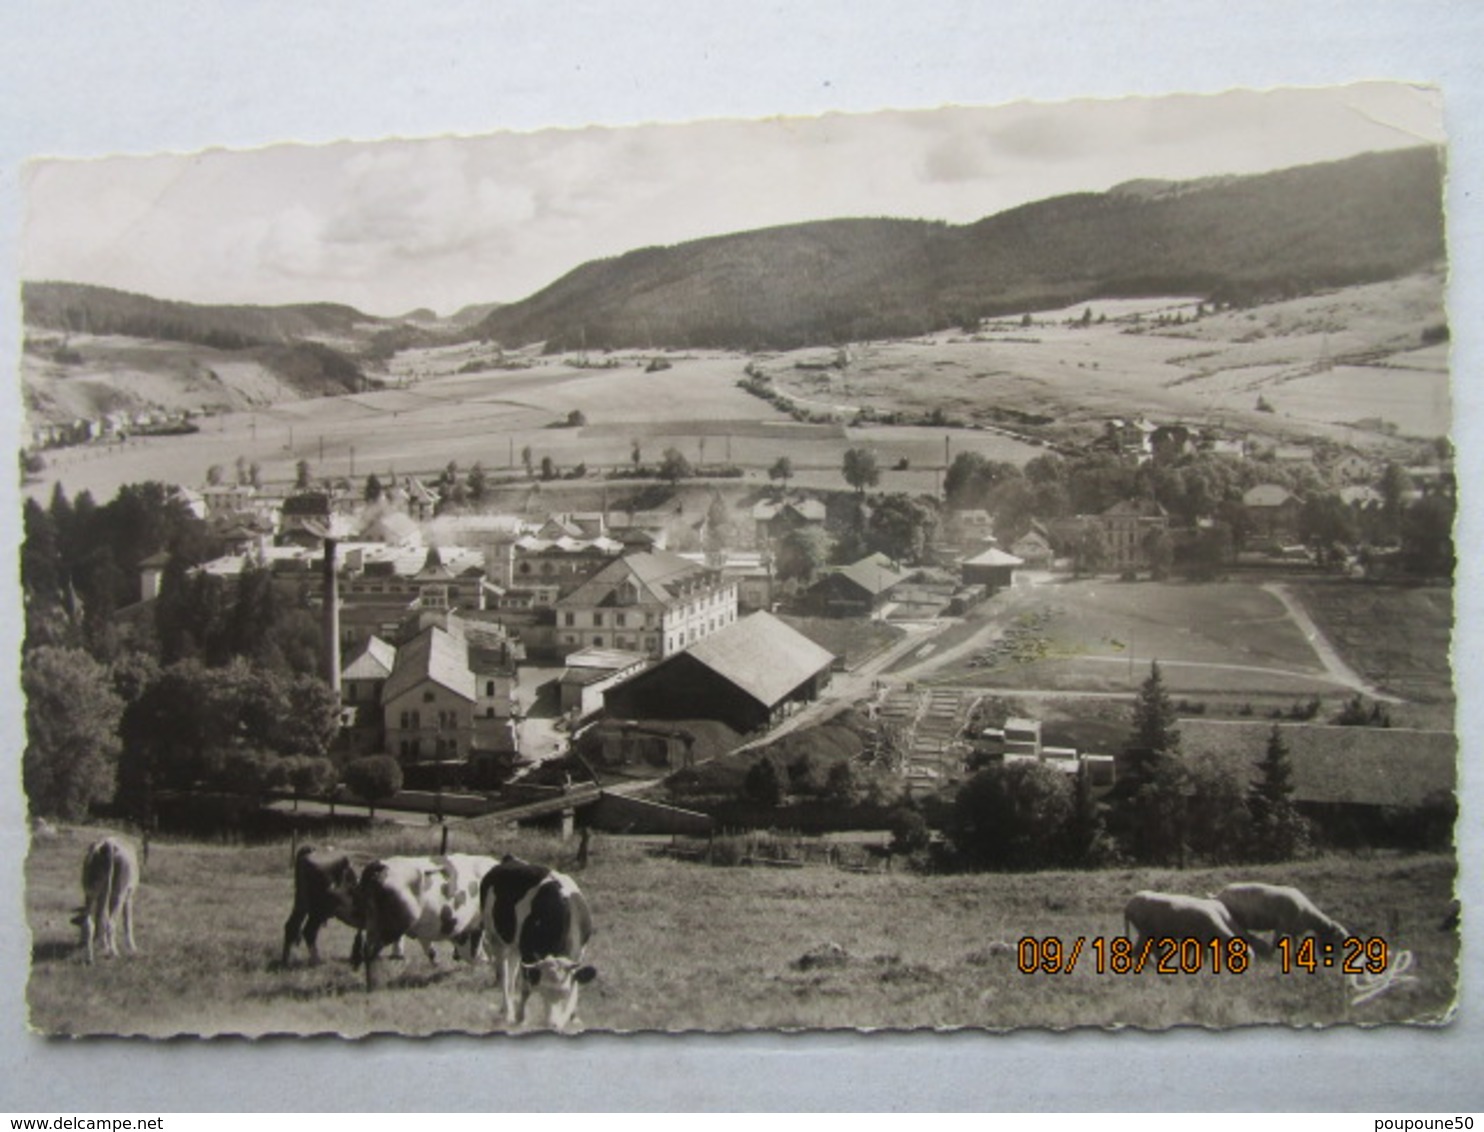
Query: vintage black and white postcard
17 82 1457 1038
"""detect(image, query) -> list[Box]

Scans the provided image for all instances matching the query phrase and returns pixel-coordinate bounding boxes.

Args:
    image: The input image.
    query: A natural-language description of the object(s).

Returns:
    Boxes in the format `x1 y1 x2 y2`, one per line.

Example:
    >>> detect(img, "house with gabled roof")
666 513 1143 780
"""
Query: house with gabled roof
752 495 827 546
1242 483 1303 544
602 611 836 734
554 548 738 658
382 625 476 762
801 552 912 618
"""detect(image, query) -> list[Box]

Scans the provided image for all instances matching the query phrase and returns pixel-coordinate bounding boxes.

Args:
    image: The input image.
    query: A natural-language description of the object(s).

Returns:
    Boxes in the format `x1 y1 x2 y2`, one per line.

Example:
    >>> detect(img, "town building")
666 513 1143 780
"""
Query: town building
1242 484 1303 545
554 549 737 658
381 625 476 762
1098 499 1169 571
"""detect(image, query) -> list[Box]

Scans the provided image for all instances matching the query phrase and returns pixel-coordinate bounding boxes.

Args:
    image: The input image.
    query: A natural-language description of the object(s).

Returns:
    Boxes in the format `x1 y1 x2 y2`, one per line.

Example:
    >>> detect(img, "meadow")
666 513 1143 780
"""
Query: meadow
905 578 1360 697
763 274 1447 448
26 822 1456 1037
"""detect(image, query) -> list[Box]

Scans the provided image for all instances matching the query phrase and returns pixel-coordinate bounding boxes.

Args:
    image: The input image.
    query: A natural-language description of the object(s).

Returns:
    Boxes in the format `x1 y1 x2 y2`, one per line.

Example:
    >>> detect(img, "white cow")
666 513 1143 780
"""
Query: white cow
356 854 497 990
1123 890 1245 947
76 836 139 964
480 855 597 1031
1215 882 1349 945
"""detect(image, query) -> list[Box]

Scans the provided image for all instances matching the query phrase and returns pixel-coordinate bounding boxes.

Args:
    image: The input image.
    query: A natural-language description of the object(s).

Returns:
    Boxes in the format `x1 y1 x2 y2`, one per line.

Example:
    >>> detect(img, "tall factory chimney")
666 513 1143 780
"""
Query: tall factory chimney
322 536 341 696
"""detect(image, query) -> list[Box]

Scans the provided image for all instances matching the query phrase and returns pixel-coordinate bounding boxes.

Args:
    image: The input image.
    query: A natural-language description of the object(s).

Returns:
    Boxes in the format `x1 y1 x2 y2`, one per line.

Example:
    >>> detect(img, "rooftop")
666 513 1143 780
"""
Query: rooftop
681 611 837 707
382 625 476 703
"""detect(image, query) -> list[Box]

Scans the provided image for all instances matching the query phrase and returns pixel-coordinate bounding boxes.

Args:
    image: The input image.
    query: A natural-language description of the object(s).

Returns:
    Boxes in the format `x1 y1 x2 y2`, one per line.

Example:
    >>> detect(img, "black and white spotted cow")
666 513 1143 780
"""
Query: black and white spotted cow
480 855 596 1030
356 854 497 990
76 836 139 964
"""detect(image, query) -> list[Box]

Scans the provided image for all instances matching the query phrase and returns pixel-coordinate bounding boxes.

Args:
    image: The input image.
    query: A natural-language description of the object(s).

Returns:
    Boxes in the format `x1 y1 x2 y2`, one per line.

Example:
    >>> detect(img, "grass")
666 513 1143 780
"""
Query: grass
776 615 905 670
906 579 1341 696
1291 581 1454 703
27 822 1457 1036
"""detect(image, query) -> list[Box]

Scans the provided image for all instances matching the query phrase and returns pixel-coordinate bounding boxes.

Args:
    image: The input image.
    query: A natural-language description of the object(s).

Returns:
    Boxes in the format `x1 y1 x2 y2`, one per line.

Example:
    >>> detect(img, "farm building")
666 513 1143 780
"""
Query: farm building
960 546 1023 592
1178 720 1456 848
602 611 836 734
801 552 913 617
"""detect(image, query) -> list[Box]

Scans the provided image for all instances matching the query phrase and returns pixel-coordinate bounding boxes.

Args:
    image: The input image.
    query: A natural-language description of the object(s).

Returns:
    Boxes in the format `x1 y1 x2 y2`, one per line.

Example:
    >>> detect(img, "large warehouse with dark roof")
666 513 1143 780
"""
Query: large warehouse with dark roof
602 611 837 734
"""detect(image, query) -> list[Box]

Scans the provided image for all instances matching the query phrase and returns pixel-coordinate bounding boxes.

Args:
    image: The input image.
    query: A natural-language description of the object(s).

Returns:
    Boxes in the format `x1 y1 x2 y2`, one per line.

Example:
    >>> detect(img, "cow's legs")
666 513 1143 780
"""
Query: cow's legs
282 903 307 965
303 916 325 965
82 909 97 965
121 891 136 955
498 954 521 1024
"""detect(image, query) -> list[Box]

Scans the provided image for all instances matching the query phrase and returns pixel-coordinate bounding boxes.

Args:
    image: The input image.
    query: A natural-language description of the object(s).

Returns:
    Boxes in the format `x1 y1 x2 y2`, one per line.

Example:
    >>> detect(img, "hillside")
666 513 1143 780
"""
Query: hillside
472 146 1445 352
22 282 382 350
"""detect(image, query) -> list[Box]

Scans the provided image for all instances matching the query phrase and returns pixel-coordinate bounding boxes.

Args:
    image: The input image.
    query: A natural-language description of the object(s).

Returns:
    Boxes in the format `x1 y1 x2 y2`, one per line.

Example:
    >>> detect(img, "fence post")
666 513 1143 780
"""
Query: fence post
439 823 450 856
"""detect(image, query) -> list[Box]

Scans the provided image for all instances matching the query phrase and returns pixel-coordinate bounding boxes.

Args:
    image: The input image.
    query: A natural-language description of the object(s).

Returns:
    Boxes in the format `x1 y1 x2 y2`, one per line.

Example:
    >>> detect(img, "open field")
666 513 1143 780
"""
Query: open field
1290 582 1455 704
762 273 1447 447
26 344 1043 504
897 578 1371 698
26 823 1456 1035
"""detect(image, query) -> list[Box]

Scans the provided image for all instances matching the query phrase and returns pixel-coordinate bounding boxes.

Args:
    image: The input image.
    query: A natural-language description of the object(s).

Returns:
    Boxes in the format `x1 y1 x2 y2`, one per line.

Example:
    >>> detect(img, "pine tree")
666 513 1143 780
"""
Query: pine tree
1249 724 1310 861
1130 660 1180 758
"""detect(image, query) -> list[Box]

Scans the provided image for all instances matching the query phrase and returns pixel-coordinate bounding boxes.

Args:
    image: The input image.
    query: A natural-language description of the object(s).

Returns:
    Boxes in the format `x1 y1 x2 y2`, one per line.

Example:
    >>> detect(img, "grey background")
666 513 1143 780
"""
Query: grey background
0 0 1479 1112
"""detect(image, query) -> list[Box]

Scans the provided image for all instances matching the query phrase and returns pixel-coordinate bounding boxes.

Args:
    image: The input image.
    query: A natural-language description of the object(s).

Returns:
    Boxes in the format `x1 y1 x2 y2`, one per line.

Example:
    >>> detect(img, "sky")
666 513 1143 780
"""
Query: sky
21 82 1444 318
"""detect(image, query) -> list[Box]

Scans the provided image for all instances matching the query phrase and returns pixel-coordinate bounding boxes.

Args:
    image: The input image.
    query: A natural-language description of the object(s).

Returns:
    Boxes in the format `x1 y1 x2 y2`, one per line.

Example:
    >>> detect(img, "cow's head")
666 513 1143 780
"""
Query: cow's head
524 956 597 1030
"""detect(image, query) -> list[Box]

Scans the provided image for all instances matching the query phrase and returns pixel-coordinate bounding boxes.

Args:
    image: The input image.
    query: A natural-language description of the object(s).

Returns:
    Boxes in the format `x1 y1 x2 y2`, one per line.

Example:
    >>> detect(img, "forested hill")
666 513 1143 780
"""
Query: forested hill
472 145 1445 352
22 282 381 350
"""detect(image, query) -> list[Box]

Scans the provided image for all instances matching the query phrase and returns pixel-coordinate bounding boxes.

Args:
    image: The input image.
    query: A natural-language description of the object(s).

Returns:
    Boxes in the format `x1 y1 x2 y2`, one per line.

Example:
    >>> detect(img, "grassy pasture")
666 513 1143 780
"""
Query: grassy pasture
911 579 1344 696
26 823 1456 1036
763 273 1446 446
27 347 1042 504
1290 582 1454 703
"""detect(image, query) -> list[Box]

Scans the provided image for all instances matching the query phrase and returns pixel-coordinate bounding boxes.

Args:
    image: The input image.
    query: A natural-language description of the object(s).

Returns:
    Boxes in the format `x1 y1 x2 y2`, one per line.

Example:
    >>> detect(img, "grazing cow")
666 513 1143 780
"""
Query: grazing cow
1214 883 1349 945
76 836 139 964
282 846 365 966
356 854 497 990
1123 891 1245 948
481 855 597 1030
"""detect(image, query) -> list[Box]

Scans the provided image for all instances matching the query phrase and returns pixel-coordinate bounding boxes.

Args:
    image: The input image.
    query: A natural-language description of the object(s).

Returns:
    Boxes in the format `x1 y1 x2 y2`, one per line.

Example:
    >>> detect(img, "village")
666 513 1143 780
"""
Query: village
28 388 1442 852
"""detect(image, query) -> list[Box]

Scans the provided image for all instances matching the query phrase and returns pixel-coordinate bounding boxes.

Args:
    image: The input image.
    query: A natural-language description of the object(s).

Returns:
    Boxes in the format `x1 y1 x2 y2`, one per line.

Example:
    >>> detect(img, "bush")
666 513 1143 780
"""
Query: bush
743 754 787 806
344 755 403 819
953 761 1074 869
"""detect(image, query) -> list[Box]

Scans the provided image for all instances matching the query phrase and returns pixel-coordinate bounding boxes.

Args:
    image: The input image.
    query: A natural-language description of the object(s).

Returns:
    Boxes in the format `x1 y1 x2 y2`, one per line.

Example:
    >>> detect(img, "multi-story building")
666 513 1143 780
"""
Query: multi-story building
1098 499 1169 571
381 625 476 762
554 549 738 659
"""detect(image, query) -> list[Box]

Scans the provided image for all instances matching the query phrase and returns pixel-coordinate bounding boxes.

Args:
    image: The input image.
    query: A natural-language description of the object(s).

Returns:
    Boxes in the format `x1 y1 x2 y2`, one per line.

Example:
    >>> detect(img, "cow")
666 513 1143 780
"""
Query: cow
480 855 596 1031
282 846 365 966
75 836 139 964
356 854 497 990
1122 891 1246 949
1214 882 1349 946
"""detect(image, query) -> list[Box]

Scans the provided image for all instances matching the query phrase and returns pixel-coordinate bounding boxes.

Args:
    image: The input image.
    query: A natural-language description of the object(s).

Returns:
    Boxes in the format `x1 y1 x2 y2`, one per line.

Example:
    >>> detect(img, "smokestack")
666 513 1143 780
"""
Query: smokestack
323 536 341 696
